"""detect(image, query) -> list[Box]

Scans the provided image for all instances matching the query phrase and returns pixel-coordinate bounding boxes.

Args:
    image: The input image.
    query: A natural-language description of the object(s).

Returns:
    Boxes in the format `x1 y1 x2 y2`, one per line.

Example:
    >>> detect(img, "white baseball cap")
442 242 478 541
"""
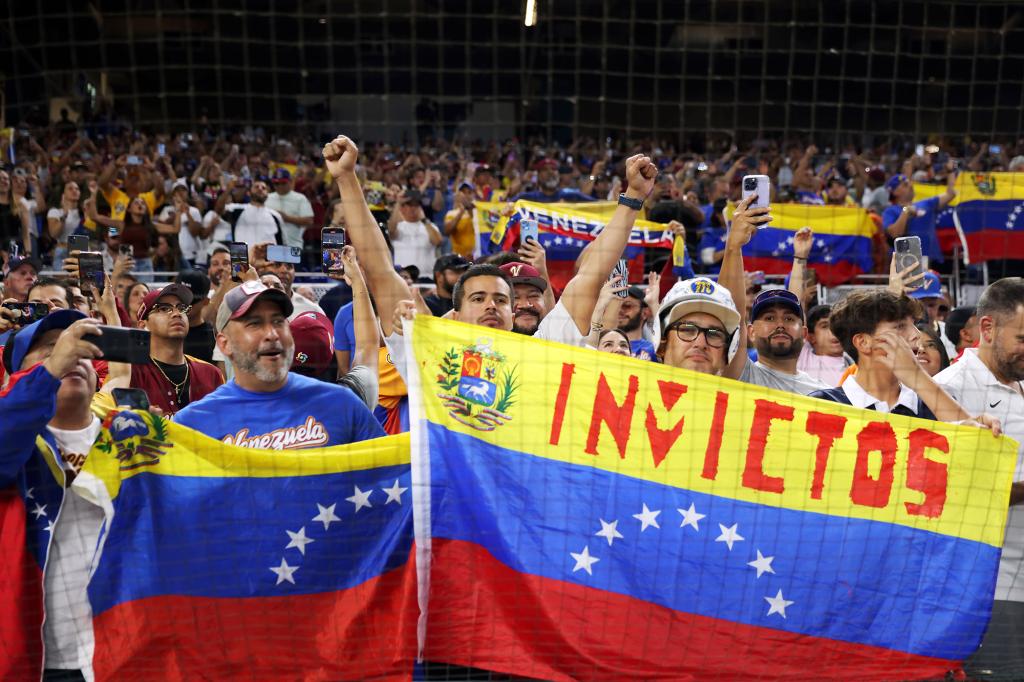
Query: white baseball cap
658 278 741 336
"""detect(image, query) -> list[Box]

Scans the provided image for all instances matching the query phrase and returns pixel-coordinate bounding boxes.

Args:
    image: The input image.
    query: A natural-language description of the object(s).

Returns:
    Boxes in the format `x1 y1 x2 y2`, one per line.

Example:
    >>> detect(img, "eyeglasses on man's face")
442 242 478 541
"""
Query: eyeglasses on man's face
668 321 728 348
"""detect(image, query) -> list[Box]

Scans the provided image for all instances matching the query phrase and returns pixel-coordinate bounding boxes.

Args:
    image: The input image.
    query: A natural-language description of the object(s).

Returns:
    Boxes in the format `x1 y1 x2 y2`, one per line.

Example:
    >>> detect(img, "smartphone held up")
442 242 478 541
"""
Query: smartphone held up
741 175 770 212
322 227 346 275
229 242 249 281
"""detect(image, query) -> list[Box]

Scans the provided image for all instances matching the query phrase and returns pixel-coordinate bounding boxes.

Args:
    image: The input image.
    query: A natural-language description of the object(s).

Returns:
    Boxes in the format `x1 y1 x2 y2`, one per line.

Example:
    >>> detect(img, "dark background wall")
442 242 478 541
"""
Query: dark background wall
4 1 1023 144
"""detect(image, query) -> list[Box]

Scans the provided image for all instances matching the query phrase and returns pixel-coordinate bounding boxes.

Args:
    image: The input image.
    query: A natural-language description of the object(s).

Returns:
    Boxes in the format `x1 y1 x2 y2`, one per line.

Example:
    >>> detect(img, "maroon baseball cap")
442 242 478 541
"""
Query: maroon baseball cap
137 283 195 321
289 311 334 373
499 262 548 292
216 280 293 331
533 158 559 171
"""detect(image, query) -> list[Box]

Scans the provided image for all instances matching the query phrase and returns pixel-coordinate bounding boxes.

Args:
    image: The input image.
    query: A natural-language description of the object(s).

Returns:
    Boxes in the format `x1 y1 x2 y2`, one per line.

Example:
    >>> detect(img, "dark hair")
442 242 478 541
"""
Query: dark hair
29 276 73 308
152 232 183 272
944 306 977 346
805 304 832 332
829 290 922 362
598 328 630 346
915 322 950 373
977 277 1024 322
476 251 523 267
451 264 514 312
122 281 150 319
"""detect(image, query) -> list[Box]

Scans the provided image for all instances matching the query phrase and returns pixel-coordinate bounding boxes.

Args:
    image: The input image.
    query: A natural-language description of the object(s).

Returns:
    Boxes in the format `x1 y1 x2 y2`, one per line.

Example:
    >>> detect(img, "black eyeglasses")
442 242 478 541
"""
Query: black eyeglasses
668 322 729 348
151 302 192 315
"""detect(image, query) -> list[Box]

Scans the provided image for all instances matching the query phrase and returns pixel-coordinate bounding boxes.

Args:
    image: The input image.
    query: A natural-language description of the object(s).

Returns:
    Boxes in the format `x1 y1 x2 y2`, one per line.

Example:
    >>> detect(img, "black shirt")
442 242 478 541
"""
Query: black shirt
424 293 453 317
183 322 216 363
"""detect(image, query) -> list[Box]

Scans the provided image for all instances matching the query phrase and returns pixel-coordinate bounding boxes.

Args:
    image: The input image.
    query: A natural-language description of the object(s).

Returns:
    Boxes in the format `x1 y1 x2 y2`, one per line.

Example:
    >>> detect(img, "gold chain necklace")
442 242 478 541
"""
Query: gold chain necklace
151 357 190 400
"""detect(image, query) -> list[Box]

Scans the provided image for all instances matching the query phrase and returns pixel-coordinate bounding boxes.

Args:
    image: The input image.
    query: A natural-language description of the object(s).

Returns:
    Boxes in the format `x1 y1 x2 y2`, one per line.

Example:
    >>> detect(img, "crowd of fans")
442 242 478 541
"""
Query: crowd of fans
2 122 1024 679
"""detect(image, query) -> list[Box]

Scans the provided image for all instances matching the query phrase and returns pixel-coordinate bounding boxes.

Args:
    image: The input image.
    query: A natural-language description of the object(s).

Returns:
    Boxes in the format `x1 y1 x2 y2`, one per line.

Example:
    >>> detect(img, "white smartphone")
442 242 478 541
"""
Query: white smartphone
741 175 770 211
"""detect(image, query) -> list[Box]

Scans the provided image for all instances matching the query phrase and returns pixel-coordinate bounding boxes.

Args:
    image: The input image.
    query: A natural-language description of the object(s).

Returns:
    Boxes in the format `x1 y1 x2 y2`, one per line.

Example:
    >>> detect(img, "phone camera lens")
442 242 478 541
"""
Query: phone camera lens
744 178 756 191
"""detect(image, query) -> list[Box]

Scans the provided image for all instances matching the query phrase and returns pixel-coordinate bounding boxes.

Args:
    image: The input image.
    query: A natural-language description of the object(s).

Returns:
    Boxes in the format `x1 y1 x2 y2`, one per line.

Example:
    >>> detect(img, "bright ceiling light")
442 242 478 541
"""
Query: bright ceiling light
524 0 537 27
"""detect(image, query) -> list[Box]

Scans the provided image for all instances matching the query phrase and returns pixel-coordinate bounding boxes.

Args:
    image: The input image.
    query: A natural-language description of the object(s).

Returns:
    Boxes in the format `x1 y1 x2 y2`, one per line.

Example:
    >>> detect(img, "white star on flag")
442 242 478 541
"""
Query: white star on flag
632 503 661 531
815 239 825 248
270 558 299 585
764 589 794 618
44 520 57 534
382 480 408 505
25 487 34 500
677 503 706 531
312 503 340 530
285 527 314 556
30 503 47 520
570 545 600 575
748 550 775 578
346 485 373 512
553 236 563 245
715 523 744 550
595 519 624 546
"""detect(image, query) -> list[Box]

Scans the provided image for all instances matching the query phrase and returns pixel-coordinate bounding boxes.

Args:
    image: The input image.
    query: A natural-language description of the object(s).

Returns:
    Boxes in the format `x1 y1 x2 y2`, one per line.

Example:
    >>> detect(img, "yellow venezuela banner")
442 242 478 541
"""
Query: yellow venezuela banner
407 314 1017 547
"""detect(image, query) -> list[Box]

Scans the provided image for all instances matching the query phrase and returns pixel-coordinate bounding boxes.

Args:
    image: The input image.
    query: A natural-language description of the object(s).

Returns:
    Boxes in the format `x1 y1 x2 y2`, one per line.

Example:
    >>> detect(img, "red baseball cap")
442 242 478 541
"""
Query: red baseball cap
289 311 334 372
137 283 195 321
499 261 548 292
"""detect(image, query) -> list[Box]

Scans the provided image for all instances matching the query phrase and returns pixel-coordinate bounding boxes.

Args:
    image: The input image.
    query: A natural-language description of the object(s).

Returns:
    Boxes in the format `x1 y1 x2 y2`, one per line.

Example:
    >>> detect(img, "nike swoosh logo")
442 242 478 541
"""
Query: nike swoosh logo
989 401 1001 408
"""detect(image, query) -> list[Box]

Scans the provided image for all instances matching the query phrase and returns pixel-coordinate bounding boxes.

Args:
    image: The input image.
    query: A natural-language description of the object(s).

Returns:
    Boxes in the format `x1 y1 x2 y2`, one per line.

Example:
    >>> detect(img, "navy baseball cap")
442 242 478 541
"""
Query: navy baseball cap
750 288 803 321
3 309 86 374
4 255 43 278
271 168 292 182
885 174 909 193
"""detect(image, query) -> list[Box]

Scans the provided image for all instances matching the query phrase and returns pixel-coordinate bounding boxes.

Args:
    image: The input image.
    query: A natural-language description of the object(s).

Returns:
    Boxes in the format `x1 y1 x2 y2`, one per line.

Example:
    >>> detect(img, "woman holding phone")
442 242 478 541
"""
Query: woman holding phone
47 181 86 271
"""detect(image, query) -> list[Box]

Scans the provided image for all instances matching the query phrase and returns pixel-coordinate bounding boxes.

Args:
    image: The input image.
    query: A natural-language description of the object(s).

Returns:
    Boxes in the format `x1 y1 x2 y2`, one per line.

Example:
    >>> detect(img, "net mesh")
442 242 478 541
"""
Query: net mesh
4 1 1024 143
3 2 1024 681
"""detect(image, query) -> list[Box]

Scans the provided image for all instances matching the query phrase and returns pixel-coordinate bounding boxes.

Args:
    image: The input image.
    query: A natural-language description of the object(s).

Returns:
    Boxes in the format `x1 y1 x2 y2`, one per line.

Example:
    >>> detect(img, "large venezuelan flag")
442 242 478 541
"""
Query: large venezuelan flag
407 315 1017 681
917 173 1024 263
727 202 876 286
73 411 416 681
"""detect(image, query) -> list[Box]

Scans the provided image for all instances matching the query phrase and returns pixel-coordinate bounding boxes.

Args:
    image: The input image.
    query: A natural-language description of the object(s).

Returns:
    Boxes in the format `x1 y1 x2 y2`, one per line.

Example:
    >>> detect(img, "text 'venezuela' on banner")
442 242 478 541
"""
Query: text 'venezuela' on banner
73 415 416 682
406 314 1018 682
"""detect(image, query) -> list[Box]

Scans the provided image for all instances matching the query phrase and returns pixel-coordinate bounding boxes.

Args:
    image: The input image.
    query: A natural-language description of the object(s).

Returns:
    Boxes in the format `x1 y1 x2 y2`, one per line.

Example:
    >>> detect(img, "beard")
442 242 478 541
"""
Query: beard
512 308 541 335
230 339 295 384
993 341 1024 382
618 308 644 333
754 331 803 360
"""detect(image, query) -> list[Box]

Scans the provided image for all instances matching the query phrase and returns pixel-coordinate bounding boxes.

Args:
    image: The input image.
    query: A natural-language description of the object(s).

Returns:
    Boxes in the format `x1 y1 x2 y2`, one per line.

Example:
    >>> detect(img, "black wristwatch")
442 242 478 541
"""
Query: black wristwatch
618 193 644 210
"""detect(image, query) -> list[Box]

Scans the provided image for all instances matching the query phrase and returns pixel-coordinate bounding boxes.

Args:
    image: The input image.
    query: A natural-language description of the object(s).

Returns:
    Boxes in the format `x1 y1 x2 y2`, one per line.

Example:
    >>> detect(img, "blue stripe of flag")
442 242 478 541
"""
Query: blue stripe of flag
426 423 996 661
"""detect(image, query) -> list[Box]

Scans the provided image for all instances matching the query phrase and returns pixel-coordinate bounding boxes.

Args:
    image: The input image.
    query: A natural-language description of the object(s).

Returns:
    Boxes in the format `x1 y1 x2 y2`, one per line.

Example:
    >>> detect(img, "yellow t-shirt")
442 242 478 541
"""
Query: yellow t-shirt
101 187 159 221
445 208 476 258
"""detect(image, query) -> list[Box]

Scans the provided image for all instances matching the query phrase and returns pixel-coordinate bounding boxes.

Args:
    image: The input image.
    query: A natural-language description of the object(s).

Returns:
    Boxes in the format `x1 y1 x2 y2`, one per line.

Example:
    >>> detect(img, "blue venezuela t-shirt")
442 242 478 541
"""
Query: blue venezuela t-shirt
175 372 385 449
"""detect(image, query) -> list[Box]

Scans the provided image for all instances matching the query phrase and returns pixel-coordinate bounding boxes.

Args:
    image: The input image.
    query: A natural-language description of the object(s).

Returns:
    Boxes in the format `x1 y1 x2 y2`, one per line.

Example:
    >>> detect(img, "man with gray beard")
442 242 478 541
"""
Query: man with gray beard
174 280 384 449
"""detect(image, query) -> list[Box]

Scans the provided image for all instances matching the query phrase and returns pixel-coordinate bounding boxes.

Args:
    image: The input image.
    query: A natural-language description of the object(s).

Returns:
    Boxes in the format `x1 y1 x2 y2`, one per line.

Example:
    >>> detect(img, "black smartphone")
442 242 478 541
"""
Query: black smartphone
322 227 346 275
82 327 151 364
229 241 249 281
112 387 151 410
68 235 89 253
77 251 105 294
3 301 49 326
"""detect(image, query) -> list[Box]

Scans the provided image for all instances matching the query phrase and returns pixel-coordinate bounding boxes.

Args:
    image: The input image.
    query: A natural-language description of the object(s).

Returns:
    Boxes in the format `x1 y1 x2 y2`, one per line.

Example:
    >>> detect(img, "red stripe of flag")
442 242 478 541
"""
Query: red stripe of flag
423 539 961 682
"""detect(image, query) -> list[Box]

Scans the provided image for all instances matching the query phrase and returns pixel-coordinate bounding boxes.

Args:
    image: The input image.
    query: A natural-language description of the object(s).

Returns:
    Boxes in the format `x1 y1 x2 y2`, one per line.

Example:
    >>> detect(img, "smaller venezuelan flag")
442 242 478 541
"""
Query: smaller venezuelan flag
728 203 876 286
74 411 416 681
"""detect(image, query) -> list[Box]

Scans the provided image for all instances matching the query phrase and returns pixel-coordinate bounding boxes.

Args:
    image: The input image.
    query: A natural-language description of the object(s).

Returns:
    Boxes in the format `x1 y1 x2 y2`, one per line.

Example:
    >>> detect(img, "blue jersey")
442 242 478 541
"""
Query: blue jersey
630 338 659 362
882 196 943 262
333 302 356 356
174 373 385 449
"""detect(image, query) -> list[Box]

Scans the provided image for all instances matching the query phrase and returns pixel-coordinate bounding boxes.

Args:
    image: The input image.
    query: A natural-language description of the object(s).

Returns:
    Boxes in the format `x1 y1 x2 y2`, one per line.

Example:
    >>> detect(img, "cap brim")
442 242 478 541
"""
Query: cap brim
229 288 294 324
155 283 195 306
511 276 548 293
664 301 740 335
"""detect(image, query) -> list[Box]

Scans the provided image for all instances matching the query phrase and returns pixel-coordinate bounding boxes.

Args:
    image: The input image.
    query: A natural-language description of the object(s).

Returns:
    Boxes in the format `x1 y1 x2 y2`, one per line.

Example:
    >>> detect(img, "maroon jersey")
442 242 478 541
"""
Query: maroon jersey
130 356 224 415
